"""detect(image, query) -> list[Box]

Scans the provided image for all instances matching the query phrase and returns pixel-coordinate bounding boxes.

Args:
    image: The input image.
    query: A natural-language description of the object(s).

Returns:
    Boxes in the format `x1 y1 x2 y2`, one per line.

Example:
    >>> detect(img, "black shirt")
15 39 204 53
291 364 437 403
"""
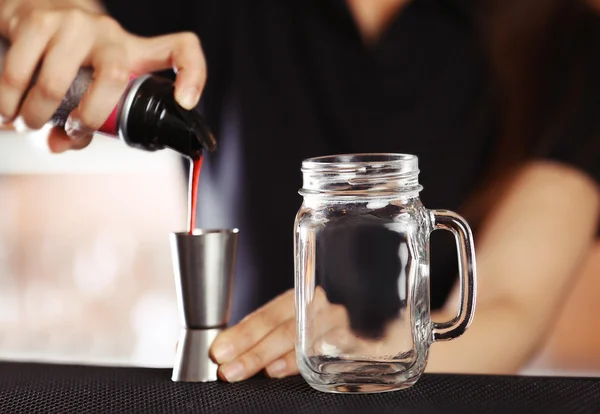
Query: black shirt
103 0 600 319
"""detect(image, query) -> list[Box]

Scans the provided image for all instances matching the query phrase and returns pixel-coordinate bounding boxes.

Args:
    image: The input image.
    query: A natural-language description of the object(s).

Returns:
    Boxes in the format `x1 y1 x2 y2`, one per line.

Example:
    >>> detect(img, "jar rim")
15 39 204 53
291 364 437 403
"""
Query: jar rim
300 153 422 198
302 153 418 173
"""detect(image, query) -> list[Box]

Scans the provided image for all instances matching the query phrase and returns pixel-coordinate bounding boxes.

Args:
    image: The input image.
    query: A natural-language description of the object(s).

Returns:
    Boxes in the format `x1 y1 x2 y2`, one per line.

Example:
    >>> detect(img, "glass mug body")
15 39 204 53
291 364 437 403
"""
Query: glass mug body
294 154 477 394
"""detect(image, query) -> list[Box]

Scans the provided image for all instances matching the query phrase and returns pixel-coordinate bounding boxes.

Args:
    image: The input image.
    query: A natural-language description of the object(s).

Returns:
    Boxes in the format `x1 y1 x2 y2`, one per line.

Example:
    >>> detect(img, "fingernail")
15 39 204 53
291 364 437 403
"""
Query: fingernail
0 114 15 128
221 362 245 382
266 359 287 378
176 87 199 109
212 343 235 363
49 139 72 154
65 116 94 141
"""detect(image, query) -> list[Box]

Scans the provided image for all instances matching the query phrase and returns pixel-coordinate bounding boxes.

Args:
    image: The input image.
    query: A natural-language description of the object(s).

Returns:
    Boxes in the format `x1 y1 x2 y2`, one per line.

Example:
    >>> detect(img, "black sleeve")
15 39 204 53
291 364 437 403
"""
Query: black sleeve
102 0 191 36
542 10 600 187
546 110 600 187
101 0 228 46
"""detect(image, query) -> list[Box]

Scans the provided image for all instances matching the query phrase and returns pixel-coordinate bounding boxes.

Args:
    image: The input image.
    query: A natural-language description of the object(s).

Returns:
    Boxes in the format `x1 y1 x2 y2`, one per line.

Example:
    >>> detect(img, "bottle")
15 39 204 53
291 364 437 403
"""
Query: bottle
0 37 216 160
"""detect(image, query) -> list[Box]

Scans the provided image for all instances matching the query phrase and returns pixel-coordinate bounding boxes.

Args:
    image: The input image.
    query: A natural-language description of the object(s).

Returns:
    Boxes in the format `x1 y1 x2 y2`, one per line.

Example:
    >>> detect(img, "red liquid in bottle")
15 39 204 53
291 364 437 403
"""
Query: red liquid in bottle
188 156 204 234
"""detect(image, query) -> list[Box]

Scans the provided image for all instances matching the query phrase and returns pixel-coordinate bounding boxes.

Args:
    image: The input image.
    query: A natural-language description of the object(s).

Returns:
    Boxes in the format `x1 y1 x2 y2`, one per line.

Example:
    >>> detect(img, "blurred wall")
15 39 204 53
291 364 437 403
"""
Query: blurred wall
0 128 186 367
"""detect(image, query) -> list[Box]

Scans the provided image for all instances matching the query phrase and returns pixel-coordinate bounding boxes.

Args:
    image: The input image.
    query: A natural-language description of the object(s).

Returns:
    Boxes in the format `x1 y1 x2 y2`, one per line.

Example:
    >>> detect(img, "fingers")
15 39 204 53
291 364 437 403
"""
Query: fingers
0 5 206 160
309 325 357 357
218 318 296 382
47 127 73 153
214 288 350 383
68 43 130 139
217 306 348 382
0 7 130 149
211 290 295 365
19 19 95 129
131 32 206 109
265 351 299 379
0 10 55 120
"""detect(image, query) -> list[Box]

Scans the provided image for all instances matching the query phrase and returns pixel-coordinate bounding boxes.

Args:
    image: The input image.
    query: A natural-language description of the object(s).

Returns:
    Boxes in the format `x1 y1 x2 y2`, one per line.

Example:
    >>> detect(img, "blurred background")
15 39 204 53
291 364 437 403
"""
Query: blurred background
0 126 186 368
0 130 599 374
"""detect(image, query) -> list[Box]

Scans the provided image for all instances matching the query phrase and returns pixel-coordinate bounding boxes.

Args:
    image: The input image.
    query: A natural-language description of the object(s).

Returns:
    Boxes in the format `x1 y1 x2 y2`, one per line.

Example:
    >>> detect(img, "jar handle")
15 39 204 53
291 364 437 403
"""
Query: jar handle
430 210 477 341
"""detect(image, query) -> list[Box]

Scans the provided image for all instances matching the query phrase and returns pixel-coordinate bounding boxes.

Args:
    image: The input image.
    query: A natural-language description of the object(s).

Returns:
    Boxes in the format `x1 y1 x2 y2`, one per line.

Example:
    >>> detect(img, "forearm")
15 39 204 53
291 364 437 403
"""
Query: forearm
427 303 547 374
0 0 105 35
426 161 599 375
57 0 105 14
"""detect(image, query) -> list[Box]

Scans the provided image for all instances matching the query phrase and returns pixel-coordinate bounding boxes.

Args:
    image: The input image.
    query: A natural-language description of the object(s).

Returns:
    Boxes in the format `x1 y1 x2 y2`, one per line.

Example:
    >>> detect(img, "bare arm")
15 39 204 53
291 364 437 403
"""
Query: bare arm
428 161 600 374
0 0 105 20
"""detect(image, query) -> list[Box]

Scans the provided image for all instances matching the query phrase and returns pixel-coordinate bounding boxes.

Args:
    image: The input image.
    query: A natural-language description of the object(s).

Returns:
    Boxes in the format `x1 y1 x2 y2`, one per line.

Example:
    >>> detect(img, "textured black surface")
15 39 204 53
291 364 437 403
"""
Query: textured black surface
1 361 599 414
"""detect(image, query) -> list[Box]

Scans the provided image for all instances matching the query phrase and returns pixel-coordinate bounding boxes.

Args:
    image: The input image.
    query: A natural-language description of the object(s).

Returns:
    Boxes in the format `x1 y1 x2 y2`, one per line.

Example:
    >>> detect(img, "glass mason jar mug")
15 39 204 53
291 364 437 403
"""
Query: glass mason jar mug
294 154 477 393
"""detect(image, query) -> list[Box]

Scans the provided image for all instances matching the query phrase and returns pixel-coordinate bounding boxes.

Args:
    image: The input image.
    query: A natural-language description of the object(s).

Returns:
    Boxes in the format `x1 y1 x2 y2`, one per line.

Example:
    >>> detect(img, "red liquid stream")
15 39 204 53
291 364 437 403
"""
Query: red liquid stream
188 156 203 234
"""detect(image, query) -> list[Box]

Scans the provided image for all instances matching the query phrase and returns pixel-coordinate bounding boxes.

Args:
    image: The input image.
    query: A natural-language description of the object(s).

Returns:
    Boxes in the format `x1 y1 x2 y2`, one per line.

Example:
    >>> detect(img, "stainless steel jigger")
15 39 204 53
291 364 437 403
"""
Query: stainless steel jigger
170 229 239 382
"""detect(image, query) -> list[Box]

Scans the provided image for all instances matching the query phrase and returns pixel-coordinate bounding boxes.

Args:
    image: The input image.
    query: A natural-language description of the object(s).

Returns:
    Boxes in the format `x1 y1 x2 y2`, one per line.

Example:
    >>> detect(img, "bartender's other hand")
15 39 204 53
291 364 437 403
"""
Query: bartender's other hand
0 0 206 152
210 289 299 382
210 288 351 382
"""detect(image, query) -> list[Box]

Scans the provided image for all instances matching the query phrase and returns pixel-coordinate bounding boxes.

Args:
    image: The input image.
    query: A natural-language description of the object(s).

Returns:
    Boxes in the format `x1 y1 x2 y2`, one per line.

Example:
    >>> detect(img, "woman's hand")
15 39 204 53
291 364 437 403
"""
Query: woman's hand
0 0 206 152
210 288 351 382
209 290 298 382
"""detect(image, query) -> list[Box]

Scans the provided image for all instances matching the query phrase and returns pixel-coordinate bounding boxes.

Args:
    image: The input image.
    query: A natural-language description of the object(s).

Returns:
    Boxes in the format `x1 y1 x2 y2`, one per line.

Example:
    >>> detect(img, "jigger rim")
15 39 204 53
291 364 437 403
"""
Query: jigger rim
172 228 240 237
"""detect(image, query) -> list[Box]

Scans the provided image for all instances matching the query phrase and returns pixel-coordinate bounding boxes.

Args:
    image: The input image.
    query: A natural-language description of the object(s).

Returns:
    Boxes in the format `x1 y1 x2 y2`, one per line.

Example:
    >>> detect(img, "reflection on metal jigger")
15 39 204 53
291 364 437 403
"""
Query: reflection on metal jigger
170 229 239 382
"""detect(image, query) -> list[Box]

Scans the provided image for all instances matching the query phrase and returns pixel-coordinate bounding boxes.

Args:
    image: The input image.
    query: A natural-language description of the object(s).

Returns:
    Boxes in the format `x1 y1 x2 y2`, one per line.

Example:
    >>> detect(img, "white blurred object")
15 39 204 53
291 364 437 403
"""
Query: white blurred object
0 129 188 367
0 127 183 174
130 292 180 367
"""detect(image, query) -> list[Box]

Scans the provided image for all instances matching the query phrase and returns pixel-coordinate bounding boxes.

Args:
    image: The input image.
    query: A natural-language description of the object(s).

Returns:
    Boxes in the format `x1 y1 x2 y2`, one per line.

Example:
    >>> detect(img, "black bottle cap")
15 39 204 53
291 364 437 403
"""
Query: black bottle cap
120 75 217 160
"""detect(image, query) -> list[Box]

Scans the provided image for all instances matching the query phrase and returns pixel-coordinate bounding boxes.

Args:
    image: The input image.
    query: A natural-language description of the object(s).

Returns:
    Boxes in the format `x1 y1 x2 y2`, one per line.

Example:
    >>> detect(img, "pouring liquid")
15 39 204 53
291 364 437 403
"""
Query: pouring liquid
188 156 204 234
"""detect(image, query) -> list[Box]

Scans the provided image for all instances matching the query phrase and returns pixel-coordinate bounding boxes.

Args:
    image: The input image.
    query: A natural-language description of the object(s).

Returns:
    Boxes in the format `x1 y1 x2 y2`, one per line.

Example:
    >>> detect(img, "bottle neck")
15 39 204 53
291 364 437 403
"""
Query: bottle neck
117 75 216 160
299 154 423 201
